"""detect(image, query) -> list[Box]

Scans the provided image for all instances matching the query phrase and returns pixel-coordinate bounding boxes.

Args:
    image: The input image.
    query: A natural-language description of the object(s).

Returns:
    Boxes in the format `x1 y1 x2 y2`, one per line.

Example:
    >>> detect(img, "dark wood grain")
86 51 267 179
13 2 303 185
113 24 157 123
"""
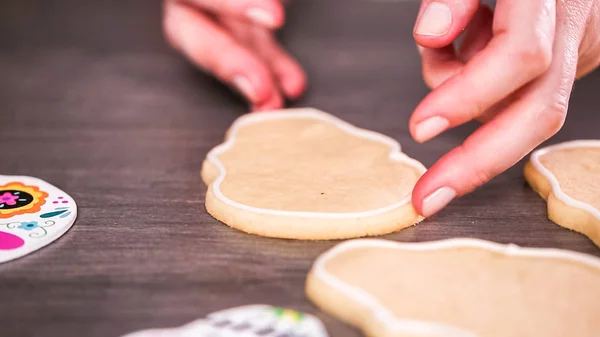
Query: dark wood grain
0 1 599 336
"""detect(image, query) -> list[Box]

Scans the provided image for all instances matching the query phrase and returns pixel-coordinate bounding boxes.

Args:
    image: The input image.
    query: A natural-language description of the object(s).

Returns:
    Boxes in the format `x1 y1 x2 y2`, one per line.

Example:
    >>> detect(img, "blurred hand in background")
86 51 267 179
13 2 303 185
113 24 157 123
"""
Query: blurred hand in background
163 0 306 111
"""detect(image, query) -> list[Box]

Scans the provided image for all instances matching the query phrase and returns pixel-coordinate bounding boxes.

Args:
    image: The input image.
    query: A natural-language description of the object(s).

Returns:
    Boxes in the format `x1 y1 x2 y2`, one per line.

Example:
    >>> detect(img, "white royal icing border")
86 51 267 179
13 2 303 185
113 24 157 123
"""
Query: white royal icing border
206 108 427 219
530 140 600 221
0 175 77 263
312 238 600 337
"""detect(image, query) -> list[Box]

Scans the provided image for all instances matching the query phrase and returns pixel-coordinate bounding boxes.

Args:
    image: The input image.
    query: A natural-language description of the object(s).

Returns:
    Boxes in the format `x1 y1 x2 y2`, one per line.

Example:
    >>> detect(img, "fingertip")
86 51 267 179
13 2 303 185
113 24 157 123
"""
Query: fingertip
280 67 307 99
411 183 425 216
412 116 450 143
412 167 457 218
409 123 426 144
231 58 279 105
244 0 286 29
412 169 436 216
230 70 272 105
266 45 307 100
252 88 284 112
251 73 274 104
162 2 277 106
413 0 479 48
414 2 453 39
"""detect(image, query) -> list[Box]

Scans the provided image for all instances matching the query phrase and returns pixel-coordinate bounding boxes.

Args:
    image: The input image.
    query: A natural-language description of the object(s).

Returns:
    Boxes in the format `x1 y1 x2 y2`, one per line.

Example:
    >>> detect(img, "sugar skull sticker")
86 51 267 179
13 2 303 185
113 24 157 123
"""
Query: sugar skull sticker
0 175 77 263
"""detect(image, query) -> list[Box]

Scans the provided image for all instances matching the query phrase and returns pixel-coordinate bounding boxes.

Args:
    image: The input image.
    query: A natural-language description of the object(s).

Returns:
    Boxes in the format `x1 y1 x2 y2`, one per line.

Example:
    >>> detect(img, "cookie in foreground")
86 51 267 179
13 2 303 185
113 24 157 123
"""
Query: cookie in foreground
201 108 426 240
525 140 600 247
306 238 600 337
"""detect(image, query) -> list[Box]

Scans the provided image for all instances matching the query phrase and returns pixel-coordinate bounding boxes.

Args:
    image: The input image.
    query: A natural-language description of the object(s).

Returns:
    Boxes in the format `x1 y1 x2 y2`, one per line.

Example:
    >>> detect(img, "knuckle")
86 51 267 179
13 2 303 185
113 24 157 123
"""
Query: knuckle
471 168 493 192
540 102 567 136
458 78 489 117
454 143 494 193
468 93 489 118
517 39 552 74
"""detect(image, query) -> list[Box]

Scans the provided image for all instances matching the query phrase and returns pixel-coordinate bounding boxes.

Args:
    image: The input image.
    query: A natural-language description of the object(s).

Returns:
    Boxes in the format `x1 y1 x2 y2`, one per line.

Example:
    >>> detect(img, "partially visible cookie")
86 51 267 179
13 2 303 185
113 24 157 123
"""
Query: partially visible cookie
525 140 600 247
306 239 600 337
201 108 426 240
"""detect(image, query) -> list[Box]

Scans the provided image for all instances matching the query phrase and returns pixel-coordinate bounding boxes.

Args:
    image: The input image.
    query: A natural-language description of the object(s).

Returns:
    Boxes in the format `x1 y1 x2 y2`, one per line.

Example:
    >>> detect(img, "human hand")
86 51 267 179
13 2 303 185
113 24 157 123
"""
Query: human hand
163 0 306 111
410 0 600 217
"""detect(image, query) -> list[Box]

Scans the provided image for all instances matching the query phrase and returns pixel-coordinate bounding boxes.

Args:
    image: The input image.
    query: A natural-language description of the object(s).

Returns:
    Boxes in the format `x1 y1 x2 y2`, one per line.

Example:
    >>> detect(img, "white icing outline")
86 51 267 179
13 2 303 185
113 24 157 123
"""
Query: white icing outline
312 238 600 337
0 175 77 263
206 108 427 218
530 140 600 221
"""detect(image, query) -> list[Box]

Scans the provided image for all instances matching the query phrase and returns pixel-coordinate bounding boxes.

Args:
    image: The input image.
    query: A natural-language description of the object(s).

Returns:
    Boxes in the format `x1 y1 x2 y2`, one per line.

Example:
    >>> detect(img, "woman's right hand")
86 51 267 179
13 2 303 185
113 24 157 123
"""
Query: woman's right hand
409 0 600 217
163 0 306 111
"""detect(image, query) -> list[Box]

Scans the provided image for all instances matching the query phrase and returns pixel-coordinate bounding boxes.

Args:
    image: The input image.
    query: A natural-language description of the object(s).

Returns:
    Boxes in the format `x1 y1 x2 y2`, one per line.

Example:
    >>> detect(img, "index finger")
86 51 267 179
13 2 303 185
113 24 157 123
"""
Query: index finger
411 22 579 218
409 0 556 143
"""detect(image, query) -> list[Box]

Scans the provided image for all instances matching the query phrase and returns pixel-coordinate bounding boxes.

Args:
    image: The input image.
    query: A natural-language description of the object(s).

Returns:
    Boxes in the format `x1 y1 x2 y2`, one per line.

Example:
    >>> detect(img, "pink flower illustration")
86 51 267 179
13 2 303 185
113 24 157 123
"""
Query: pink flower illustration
0 192 19 206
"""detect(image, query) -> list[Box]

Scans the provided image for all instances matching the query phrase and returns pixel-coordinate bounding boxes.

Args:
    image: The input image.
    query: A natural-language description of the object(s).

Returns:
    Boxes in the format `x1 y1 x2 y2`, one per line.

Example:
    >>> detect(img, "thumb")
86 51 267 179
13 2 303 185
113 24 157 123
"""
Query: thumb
414 0 480 48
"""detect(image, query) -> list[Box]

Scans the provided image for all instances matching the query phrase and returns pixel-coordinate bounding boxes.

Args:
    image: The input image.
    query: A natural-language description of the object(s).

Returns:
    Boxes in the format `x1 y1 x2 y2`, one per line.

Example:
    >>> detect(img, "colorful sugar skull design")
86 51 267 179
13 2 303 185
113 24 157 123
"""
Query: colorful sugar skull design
122 305 329 337
0 175 77 263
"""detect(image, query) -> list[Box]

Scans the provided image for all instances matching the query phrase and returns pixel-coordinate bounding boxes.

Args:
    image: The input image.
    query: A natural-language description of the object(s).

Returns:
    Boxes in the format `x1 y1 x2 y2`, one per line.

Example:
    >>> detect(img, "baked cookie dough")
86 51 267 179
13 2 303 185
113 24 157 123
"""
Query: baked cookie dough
306 238 600 337
525 140 600 247
201 108 426 240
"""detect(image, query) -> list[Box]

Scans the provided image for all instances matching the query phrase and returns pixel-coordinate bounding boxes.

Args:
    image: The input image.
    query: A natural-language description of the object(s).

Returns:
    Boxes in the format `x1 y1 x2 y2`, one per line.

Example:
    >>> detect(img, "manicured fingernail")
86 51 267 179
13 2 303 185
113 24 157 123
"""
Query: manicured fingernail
414 116 449 142
415 2 452 36
233 75 256 102
422 187 456 217
246 8 276 27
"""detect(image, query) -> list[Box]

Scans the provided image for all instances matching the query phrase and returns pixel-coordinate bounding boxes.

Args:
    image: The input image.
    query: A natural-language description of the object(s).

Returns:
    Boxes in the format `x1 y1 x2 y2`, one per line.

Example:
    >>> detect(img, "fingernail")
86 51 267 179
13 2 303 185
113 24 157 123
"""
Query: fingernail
414 116 449 142
421 187 456 217
233 75 257 102
415 2 452 36
246 8 276 28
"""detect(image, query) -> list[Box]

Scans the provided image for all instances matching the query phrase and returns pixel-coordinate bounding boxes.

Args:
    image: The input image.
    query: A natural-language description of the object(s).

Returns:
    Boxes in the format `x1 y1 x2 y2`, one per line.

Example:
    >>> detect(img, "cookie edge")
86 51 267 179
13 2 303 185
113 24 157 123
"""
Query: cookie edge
525 140 600 247
305 238 600 337
201 107 427 219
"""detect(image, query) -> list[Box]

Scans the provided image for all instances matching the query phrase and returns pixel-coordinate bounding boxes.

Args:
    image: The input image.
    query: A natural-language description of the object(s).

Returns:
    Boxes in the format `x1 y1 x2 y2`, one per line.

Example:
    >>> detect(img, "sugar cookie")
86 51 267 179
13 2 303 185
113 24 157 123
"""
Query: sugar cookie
525 140 600 247
122 305 329 337
201 108 426 240
0 175 77 263
306 238 600 337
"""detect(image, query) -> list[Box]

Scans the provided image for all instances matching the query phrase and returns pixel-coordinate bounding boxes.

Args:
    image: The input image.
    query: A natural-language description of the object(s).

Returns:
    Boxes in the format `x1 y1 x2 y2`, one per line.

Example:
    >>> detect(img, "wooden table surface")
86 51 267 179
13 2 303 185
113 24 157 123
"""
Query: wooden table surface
1 1 599 336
